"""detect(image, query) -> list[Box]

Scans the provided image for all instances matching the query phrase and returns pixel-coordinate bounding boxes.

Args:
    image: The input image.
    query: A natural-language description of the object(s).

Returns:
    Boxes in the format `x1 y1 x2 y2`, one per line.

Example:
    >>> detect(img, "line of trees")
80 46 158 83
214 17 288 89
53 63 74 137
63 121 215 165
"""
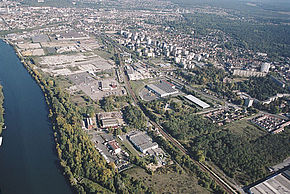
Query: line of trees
22 59 153 194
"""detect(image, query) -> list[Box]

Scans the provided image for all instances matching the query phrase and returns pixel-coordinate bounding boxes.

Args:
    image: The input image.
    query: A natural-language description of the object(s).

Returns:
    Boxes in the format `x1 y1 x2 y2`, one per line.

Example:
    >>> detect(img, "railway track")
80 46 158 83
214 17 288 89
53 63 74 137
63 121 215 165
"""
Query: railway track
118 51 238 194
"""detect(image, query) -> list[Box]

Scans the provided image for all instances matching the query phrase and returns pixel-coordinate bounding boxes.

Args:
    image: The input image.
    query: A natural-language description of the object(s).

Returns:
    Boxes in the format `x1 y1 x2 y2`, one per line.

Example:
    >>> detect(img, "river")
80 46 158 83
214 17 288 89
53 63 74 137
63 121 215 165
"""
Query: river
0 40 72 194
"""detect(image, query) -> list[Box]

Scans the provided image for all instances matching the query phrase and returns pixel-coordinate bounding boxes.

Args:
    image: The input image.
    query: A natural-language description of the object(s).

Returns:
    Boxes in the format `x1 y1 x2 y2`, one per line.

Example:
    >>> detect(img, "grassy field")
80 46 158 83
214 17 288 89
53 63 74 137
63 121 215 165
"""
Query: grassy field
223 119 267 140
130 80 146 97
124 166 210 194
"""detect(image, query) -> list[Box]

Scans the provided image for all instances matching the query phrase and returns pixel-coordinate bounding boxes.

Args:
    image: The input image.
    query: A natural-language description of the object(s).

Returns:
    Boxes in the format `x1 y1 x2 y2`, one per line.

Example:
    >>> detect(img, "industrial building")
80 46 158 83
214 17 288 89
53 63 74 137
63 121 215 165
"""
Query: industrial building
185 95 210 109
100 118 119 128
249 169 290 194
146 80 178 97
128 132 158 154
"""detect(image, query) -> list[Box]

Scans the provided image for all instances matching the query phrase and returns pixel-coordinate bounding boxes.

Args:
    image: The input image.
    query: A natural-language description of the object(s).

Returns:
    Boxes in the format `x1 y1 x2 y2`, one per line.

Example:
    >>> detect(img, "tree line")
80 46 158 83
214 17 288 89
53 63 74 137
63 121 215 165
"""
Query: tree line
22 59 153 194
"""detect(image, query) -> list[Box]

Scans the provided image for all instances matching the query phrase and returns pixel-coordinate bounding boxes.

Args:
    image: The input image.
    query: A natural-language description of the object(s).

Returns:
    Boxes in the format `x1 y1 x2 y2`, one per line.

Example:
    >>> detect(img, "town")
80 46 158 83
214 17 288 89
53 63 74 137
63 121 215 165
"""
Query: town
0 0 289 194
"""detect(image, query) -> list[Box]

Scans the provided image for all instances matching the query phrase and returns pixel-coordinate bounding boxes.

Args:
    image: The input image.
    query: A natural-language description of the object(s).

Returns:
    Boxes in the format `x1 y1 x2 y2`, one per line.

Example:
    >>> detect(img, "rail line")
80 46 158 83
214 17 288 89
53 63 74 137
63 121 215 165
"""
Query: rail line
118 51 238 194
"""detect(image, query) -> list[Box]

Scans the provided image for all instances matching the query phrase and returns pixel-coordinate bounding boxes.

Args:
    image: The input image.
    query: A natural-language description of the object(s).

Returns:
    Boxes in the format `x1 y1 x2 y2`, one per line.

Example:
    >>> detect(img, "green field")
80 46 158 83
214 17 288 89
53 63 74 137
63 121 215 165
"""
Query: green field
223 119 267 140
124 166 210 194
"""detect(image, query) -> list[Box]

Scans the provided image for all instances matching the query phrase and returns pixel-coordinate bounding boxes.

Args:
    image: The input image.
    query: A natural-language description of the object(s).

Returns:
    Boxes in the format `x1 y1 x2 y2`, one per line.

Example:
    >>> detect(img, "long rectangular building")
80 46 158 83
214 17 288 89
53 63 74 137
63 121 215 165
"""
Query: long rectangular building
185 95 210 109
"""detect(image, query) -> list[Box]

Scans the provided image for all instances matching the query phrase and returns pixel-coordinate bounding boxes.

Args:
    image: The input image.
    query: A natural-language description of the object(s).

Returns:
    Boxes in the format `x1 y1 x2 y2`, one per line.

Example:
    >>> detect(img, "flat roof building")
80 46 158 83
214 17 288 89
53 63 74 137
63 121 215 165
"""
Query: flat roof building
101 118 119 128
147 80 178 97
128 132 159 154
185 95 210 109
249 171 290 194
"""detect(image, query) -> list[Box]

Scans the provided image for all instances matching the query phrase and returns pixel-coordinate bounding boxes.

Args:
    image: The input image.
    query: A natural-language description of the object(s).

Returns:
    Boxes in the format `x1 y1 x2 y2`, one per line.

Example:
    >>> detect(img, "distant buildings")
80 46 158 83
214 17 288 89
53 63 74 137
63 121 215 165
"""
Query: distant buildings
97 111 124 129
146 80 178 98
233 70 267 77
250 114 290 134
82 117 96 130
270 75 286 88
185 95 210 109
101 118 120 128
125 63 152 81
107 140 121 154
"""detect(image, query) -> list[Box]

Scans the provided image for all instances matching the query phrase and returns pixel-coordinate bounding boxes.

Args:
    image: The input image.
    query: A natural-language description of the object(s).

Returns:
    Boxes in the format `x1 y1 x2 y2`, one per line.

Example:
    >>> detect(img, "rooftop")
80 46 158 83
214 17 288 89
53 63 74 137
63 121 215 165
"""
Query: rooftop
185 95 210 109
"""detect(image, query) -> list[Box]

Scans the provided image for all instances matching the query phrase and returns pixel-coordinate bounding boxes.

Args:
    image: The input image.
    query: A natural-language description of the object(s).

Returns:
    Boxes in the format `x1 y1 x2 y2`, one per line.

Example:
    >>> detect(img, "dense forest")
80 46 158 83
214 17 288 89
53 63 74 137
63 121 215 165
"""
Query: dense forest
163 113 290 184
190 128 290 184
0 85 4 134
122 105 147 129
22 60 153 193
142 99 290 185
237 76 288 101
177 66 237 99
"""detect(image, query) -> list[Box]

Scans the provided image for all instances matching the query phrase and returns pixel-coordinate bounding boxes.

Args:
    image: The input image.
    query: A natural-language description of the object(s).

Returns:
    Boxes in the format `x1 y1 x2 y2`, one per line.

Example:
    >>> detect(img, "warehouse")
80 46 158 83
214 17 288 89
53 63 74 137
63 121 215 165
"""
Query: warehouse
128 132 158 154
249 169 290 194
146 80 178 97
185 95 210 109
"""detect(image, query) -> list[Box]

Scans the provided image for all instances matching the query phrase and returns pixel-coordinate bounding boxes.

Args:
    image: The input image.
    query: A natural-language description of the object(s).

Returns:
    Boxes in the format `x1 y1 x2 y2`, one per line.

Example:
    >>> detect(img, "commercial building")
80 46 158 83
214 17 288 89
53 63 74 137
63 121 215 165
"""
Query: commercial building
233 70 267 77
249 169 290 194
146 80 178 97
128 132 158 154
185 95 210 109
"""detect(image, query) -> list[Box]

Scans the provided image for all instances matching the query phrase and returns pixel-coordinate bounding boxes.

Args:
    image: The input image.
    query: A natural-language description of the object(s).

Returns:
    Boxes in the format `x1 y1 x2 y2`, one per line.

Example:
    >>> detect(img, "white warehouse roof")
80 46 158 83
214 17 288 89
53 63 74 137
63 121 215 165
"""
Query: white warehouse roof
185 95 210 109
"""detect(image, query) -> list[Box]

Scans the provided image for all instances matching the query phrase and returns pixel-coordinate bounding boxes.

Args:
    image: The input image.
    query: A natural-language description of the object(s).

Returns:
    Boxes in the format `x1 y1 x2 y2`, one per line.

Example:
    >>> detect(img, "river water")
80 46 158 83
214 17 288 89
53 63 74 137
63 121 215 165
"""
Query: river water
0 40 72 194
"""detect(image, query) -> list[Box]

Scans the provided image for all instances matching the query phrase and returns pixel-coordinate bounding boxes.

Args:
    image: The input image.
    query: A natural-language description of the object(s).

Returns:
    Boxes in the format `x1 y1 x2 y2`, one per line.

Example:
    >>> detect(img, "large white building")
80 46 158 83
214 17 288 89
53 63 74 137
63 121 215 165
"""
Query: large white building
185 95 210 109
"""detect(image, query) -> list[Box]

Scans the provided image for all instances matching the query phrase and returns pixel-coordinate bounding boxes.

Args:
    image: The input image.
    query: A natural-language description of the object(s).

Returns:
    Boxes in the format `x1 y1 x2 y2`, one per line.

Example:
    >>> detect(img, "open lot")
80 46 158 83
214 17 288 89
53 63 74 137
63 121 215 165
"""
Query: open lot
124 167 210 194
223 120 267 140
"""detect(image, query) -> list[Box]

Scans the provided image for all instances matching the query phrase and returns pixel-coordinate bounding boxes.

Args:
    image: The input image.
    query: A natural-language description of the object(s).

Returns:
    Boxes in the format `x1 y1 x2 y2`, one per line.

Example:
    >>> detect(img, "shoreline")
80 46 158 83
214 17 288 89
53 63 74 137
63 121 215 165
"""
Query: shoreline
0 84 4 136
0 38 74 192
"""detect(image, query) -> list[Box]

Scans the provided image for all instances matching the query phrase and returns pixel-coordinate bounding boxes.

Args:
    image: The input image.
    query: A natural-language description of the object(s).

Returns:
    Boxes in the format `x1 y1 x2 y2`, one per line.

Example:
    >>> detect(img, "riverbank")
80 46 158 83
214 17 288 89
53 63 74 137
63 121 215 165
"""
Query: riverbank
0 85 4 135
0 40 72 194
4 38 115 192
5 38 155 193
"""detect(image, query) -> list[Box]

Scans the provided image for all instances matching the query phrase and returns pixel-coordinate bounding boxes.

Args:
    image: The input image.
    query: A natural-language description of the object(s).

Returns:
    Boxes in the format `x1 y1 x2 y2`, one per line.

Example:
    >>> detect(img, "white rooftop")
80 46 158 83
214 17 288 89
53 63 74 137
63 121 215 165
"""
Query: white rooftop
185 95 210 109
